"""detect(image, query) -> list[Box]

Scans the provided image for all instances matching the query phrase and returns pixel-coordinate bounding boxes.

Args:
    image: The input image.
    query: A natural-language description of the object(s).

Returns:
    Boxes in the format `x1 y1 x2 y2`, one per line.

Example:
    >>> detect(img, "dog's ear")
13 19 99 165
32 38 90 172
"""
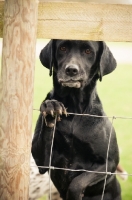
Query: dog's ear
39 40 54 76
98 42 117 81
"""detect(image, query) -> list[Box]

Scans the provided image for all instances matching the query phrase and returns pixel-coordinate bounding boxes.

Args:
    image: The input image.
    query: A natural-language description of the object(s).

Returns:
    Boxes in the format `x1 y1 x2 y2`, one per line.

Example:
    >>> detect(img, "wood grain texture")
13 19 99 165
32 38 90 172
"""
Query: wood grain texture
0 1 132 41
0 1 4 37
39 0 132 4
0 0 38 199
37 2 132 41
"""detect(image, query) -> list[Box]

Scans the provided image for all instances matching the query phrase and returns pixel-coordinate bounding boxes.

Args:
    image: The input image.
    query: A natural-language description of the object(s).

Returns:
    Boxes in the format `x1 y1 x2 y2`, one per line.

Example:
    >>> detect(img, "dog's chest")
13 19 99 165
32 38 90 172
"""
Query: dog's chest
53 115 105 157
51 114 107 188
55 114 100 140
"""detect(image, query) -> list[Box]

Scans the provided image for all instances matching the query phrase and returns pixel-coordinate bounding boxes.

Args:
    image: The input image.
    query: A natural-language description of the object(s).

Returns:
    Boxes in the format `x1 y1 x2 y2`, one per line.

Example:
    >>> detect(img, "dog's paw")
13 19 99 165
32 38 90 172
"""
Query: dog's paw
40 100 67 127
40 99 67 116
66 179 84 200
66 189 83 200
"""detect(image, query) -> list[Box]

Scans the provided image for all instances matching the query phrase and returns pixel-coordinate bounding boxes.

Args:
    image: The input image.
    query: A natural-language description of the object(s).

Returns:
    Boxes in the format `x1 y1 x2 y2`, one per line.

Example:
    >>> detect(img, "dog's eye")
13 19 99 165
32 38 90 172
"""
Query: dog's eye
85 49 92 54
60 46 66 52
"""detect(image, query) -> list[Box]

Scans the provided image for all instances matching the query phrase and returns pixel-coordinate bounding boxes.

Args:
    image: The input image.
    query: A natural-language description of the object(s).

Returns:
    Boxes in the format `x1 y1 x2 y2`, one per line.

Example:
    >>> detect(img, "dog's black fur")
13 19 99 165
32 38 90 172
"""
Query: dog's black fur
32 40 121 200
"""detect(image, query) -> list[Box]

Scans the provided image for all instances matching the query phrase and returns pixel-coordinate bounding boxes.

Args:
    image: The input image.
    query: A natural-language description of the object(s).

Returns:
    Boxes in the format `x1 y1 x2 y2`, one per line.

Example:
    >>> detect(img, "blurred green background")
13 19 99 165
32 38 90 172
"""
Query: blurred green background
0 39 132 199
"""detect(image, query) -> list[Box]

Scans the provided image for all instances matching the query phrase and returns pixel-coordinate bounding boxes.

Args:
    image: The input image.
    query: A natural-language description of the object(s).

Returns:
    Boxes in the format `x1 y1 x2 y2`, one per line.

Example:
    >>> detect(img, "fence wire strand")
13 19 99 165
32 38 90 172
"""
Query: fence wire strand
31 165 132 176
33 108 132 120
32 109 132 200
48 116 57 200
101 117 114 200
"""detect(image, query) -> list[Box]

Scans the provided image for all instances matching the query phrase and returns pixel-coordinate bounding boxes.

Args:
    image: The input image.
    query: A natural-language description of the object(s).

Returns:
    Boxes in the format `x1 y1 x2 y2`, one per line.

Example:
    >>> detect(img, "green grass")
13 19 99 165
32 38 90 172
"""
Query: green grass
33 58 53 130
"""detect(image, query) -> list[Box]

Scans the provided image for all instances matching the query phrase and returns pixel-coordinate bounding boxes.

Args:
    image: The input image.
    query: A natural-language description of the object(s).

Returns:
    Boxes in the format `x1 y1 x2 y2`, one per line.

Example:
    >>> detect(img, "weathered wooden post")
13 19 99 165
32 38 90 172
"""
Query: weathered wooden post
0 0 38 199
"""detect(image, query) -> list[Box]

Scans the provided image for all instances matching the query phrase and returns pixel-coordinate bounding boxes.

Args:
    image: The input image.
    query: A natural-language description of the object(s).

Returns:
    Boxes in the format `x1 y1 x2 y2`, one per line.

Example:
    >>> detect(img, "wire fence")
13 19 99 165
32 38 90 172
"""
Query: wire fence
32 109 132 200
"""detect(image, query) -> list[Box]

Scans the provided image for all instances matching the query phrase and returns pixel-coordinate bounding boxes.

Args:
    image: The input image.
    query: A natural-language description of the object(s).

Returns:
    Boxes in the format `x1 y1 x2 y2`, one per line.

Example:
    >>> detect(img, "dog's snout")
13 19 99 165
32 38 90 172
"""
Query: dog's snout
65 65 79 76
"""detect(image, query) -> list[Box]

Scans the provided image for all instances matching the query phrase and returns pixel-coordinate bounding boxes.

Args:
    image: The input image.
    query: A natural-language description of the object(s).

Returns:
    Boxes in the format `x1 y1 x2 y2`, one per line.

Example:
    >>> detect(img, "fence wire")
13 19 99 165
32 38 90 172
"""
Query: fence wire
32 109 132 200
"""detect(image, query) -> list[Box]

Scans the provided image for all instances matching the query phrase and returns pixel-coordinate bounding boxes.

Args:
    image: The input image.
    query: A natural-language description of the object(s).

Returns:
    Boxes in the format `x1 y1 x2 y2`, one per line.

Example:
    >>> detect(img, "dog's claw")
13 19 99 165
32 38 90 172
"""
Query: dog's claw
57 116 61 121
58 109 62 115
44 116 47 126
50 110 54 117
43 111 47 117
47 122 55 128
63 108 67 117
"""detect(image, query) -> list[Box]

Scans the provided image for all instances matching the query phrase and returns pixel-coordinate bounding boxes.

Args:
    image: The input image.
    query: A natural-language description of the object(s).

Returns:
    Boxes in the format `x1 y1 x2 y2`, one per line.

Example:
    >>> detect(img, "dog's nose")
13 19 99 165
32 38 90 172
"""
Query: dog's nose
65 65 79 76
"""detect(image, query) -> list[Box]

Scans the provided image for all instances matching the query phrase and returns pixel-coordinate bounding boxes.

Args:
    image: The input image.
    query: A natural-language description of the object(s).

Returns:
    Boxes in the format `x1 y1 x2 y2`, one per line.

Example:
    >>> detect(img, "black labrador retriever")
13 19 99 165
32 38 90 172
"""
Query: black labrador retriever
32 40 121 200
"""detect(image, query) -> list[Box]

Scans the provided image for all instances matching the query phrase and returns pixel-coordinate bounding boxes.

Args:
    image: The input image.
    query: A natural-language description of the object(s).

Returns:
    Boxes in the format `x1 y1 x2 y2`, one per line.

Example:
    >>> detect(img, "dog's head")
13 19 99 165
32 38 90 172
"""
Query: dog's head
40 40 116 88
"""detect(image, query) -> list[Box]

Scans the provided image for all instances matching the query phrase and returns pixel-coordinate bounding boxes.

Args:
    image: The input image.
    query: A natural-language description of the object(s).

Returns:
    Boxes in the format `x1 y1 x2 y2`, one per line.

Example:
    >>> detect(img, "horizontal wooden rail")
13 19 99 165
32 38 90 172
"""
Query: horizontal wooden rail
0 1 132 41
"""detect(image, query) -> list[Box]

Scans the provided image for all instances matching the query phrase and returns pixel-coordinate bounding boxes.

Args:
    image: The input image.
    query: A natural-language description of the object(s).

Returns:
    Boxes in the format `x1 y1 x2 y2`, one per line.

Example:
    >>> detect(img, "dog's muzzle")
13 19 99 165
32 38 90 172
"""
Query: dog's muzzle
58 78 81 88
60 64 81 88
62 81 81 88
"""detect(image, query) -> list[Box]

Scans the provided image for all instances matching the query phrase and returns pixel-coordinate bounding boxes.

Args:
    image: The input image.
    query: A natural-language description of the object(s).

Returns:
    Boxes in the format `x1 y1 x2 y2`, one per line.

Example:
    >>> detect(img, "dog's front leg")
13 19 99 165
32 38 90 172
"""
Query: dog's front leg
32 113 55 174
66 163 117 200
32 99 67 174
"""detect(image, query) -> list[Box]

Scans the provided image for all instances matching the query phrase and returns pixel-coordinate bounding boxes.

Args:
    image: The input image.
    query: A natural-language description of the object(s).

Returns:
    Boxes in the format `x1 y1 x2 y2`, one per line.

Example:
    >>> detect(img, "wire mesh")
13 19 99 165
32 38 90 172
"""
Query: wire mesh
32 109 132 200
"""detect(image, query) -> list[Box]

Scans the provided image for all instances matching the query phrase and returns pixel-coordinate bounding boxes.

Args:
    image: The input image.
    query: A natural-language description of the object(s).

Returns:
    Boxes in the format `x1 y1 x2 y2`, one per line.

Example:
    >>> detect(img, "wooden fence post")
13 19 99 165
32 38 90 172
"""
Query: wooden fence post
0 0 38 199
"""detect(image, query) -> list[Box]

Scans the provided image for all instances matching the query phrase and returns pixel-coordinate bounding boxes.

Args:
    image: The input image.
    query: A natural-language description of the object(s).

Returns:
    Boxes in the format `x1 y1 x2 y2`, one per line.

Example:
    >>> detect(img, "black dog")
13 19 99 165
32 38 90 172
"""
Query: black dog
32 40 121 200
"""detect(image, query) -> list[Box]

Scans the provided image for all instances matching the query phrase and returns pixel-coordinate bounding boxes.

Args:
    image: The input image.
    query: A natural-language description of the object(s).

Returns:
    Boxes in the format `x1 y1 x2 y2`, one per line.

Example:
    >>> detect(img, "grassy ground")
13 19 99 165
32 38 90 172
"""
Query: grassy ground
0 39 132 199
